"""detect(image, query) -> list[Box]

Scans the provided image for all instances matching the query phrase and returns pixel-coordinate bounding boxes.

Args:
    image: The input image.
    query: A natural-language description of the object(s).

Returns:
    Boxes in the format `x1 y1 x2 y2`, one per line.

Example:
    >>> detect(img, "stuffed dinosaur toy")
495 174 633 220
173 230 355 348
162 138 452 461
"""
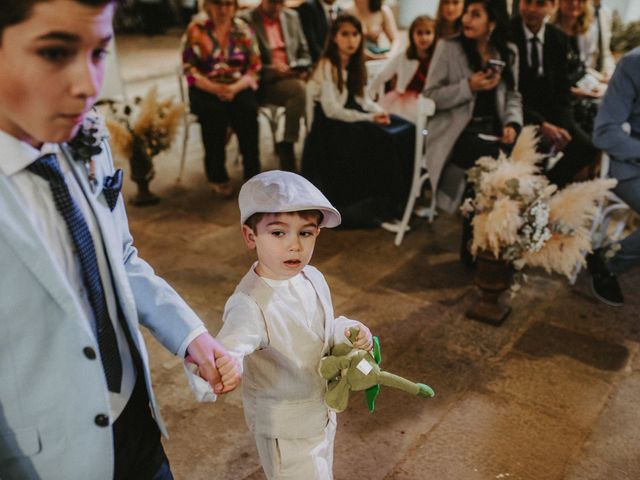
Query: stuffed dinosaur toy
319 328 435 412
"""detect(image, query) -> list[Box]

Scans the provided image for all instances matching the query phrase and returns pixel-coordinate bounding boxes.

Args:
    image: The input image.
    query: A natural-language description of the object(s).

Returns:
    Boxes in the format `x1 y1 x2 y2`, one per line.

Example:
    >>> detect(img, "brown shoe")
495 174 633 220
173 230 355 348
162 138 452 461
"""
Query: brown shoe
211 182 233 198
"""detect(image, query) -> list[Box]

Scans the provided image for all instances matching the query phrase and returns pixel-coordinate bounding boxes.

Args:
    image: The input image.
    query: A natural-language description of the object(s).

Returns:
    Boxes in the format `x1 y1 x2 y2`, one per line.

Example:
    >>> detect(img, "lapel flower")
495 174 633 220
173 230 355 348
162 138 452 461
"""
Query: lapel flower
68 110 108 184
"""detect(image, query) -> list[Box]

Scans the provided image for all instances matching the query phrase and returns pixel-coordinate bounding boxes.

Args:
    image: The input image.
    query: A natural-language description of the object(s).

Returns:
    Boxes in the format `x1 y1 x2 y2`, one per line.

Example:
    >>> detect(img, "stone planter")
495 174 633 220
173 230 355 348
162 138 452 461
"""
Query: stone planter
466 250 512 326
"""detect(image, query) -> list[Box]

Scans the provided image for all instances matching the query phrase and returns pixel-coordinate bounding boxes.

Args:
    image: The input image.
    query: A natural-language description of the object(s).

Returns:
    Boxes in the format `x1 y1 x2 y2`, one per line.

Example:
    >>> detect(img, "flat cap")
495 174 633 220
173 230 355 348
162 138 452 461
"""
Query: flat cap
238 170 341 228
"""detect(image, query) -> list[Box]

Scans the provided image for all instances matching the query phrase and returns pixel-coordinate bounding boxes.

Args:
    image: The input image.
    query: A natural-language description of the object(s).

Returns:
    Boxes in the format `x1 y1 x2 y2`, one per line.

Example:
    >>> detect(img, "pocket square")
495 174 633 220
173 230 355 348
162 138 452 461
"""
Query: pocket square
103 169 123 211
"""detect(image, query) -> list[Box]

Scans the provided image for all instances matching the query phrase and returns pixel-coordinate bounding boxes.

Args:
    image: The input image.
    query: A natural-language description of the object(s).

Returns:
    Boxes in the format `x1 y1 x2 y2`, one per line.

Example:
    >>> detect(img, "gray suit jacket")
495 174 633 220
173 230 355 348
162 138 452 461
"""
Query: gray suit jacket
244 7 311 83
424 39 523 212
0 141 203 479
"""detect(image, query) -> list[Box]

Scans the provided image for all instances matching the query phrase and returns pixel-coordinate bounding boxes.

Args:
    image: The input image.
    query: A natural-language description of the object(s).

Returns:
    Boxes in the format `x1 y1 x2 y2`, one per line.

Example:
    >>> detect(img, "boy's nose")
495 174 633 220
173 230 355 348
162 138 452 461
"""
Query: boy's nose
288 236 302 251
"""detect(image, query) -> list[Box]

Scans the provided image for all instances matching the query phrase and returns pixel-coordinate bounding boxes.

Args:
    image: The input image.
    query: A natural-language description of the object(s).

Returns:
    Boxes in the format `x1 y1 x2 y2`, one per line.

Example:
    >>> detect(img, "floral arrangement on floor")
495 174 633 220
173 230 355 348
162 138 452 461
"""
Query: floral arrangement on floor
460 126 617 281
104 86 184 165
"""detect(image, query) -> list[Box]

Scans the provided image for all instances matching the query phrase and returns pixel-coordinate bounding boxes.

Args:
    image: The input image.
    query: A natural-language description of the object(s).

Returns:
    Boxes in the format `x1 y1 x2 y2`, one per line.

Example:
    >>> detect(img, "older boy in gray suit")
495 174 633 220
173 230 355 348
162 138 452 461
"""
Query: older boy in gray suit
0 1 239 478
590 47 640 307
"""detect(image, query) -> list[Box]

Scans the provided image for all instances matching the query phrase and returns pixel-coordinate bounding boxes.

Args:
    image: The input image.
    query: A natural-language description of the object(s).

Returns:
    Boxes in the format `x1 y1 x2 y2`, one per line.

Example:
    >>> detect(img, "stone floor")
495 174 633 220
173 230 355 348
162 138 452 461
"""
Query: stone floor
113 31 640 480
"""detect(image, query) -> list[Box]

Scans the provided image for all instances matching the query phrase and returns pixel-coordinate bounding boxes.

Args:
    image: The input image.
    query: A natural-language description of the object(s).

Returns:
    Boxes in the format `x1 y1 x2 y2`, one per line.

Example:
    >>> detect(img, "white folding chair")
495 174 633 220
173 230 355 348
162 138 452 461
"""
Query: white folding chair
394 96 436 246
176 66 200 183
568 152 632 284
258 104 286 158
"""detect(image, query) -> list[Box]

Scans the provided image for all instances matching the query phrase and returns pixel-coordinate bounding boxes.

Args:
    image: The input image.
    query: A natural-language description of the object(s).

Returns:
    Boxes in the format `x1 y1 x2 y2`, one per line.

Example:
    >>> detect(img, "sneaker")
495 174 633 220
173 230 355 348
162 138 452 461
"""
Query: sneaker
586 250 624 307
380 220 410 234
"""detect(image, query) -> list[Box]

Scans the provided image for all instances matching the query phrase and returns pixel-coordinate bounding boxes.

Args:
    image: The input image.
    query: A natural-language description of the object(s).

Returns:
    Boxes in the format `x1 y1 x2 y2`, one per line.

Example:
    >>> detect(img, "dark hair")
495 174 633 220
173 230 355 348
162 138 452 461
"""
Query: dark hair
244 210 324 232
458 0 515 90
0 0 118 40
319 14 366 97
406 15 437 61
369 0 383 12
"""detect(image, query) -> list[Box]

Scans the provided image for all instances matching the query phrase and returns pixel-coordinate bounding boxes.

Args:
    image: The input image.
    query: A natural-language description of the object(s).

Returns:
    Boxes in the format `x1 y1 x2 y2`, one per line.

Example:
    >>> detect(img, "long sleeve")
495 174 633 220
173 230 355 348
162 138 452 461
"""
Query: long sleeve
424 40 473 111
593 52 640 162
311 60 378 122
369 53 400 98
216 293 269 371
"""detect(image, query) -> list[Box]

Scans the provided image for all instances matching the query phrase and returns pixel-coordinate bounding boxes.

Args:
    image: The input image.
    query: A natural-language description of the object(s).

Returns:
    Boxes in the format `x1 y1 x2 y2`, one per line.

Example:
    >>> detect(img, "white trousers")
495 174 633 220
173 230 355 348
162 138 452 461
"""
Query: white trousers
255 415 337 480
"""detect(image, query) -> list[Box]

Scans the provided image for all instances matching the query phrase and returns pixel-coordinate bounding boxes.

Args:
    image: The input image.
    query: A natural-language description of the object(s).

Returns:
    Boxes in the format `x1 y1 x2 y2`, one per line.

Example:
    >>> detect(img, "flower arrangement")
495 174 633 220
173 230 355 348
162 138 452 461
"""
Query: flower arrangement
104 86 184 163
461 126 617 281
68 110 109 185
103 86 184 205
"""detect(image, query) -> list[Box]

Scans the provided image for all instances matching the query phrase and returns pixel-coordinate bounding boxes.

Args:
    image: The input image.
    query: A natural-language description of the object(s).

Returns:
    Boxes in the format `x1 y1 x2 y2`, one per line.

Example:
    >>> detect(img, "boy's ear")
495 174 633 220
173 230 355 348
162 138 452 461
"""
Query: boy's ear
241 224 257 250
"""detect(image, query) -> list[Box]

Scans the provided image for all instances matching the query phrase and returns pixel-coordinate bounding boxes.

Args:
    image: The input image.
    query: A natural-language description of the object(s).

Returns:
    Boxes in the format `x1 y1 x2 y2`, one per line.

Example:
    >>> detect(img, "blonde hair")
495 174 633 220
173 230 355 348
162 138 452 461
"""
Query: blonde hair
552 0 594 36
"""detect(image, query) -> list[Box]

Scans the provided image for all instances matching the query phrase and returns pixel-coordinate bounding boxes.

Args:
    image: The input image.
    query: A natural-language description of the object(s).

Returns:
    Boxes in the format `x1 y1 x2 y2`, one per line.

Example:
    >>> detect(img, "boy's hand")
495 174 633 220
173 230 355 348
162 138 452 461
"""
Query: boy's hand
345 324 373 351
186 333 240 394
215 354 241 393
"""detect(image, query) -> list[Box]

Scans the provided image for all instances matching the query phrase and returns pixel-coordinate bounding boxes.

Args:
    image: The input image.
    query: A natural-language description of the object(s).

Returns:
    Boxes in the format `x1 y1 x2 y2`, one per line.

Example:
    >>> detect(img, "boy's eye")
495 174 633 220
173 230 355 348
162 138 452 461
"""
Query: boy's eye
300 231 313 237
270 231 285 237
38 47 74 63
93 48 109 62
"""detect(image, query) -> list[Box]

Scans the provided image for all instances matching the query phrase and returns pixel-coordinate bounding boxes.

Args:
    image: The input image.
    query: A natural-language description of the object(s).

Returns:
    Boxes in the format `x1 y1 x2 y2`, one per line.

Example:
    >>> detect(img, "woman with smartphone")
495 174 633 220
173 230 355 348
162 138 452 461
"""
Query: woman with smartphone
423 0 522 266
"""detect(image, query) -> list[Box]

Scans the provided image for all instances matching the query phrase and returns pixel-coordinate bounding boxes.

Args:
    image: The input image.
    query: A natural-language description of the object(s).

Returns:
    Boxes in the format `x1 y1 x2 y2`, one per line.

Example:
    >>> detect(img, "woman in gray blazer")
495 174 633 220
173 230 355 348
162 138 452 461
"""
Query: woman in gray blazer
424 0 522 264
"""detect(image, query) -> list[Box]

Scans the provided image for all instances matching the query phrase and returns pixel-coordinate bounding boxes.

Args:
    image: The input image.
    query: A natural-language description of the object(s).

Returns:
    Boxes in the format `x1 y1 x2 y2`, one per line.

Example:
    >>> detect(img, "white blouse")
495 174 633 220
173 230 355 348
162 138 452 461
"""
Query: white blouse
306 58 383 124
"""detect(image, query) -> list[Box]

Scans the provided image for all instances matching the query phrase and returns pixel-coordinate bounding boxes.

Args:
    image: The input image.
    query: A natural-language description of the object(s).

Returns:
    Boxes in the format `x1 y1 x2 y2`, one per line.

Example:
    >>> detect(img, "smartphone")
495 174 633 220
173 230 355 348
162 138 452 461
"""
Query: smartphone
487 59 506 73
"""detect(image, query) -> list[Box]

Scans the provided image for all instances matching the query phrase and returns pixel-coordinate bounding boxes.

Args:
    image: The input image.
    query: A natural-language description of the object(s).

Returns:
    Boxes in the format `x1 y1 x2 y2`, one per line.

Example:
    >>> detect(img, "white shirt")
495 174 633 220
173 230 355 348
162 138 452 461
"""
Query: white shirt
0 130 134 420
523 21 546 77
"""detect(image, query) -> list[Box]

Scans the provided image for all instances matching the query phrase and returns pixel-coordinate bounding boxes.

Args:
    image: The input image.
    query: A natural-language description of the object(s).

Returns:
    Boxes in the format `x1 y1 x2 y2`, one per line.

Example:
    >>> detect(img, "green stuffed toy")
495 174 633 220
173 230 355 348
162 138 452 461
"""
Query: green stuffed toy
320 328 435 412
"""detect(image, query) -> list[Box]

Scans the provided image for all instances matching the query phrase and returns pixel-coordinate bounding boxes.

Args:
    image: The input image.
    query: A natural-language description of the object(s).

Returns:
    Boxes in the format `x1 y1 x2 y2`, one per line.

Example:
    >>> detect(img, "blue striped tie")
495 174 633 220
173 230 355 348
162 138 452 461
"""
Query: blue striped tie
28 153 123 392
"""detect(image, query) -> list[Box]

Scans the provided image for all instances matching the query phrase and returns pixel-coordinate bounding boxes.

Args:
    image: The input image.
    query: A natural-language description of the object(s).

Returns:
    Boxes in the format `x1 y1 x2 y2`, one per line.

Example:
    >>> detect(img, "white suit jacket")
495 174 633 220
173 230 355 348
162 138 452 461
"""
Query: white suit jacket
0 141 204 479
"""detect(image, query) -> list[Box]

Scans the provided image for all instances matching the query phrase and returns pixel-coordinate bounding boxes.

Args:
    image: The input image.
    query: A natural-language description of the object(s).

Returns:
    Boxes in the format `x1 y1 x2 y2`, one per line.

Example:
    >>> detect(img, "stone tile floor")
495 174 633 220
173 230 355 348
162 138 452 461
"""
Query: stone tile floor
112 31 640 480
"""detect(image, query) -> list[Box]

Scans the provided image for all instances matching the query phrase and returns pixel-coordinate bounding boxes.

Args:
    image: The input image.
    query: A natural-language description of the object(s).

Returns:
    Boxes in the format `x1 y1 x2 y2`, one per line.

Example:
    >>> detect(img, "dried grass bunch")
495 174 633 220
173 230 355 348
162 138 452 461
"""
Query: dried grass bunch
461 126 617 279
104 86 184 160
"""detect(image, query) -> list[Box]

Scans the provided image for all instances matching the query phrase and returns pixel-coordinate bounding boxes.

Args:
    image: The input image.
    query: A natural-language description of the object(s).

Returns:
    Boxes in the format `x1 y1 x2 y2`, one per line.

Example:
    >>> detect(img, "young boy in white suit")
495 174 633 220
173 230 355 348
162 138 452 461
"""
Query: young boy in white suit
217 170 374 480
0 1 239 478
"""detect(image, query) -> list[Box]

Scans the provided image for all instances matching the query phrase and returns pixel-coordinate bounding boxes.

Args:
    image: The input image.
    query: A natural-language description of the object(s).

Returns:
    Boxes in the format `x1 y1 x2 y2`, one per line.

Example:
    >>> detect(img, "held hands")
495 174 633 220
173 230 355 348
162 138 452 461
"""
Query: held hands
468 70 501 92
373 112 391 125
540 121 572 151
186 333 241 394
345 323 373 351
501 126 517 145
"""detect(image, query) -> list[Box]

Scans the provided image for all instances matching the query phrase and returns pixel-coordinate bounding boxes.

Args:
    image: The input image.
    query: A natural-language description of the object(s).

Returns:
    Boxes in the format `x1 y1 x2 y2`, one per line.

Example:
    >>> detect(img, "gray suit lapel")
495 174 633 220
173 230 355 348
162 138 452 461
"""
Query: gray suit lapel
251 9 271 63
0 173 89 329
60 145 140 337
280 11 294 63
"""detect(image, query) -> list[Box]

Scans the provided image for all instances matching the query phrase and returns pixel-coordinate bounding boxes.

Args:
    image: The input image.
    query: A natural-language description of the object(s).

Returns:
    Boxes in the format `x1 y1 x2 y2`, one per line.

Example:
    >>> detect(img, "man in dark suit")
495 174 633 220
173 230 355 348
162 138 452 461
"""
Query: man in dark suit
244 0 312 171
510 0 598 188
297 0 339 63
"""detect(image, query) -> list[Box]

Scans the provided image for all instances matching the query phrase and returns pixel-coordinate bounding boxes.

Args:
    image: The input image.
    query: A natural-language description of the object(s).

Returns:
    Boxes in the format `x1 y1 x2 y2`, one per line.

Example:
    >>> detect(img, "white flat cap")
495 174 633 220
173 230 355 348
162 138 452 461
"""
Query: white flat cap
239 170 341 228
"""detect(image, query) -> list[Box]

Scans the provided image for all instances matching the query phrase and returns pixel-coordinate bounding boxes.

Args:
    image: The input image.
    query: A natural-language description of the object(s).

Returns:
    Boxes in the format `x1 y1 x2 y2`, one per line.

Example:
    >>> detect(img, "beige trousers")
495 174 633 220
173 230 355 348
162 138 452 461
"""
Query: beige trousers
254 415 336 480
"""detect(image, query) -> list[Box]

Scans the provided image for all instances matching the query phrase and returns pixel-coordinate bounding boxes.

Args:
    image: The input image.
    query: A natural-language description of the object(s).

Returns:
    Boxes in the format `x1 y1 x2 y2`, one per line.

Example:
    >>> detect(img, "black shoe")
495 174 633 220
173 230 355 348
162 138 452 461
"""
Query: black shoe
586 250 624 307
276 142 297 172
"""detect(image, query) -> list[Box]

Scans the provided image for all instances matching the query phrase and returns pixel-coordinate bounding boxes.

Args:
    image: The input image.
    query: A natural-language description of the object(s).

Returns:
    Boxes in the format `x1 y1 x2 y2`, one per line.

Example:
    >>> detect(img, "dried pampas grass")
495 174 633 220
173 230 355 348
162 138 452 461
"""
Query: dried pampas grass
105 118 133 158
522 232 592 278
471 197 522 256
548 178 617 228
510 125 546 167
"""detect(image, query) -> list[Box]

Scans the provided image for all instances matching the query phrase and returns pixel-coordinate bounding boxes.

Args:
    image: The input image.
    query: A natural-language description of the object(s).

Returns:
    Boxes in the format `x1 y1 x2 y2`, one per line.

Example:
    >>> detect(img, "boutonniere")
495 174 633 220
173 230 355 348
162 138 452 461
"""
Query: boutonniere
68 110 107 187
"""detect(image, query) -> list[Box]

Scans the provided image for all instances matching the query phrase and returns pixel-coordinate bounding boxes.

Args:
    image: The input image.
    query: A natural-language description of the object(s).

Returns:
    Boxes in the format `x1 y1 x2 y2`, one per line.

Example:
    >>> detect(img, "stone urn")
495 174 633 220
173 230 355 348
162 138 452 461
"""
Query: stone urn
129 141 159 206
466 250 513 326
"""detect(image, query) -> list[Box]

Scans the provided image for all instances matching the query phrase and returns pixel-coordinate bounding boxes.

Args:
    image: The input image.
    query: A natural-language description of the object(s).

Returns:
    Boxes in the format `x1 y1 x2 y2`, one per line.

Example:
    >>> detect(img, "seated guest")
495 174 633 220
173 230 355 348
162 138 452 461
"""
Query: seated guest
302 14 415 230
370 15 437 123
592 0 615 79
552 0 604 133
426 0 522 209
297 0 341 64
347 0 401 60
425 0 522 265
183 0 262 197
510 0 598 186
436 0 464 39
244 0 312 171
589 47 640 307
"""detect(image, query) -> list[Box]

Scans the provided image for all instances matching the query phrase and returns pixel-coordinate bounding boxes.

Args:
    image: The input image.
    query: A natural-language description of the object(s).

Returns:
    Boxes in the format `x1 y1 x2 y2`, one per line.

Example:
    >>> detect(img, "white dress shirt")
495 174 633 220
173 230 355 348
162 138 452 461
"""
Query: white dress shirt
523 21 546 77
0 130 134 420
